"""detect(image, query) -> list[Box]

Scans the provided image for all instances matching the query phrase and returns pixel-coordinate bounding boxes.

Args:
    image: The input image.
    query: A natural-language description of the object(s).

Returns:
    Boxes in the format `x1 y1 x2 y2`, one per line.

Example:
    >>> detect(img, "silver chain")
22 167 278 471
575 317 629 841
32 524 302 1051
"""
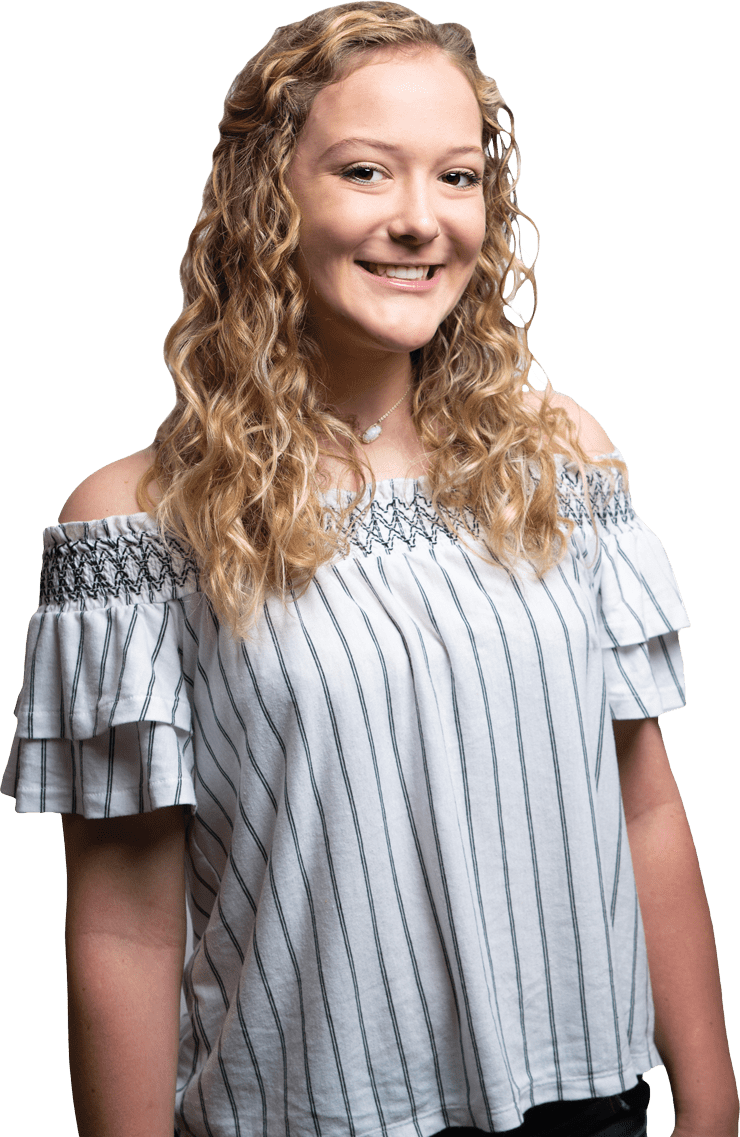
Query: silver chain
359 385 411 444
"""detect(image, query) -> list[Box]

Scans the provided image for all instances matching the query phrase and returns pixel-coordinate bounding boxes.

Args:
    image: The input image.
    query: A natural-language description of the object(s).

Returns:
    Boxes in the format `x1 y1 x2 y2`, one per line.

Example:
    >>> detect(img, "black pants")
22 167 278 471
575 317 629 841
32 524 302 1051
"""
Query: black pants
433 1074 650 1137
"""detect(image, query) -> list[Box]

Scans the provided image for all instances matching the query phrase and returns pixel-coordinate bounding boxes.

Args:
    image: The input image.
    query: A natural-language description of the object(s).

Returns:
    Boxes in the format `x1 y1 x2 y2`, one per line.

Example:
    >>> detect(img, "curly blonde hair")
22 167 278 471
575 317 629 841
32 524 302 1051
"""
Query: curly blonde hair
141 1 609 638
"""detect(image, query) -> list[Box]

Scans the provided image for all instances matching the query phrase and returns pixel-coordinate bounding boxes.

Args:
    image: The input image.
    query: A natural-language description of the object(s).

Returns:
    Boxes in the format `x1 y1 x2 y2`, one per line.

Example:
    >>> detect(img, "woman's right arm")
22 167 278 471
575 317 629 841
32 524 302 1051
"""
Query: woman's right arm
56 452 181 1136
62 805 188 1137
33 452 188 1135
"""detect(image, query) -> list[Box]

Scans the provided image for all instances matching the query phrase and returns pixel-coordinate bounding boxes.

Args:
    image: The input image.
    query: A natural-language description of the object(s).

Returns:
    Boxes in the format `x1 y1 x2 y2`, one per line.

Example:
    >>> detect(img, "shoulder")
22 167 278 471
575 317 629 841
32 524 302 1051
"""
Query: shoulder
58 447 161 525
523 388 616 459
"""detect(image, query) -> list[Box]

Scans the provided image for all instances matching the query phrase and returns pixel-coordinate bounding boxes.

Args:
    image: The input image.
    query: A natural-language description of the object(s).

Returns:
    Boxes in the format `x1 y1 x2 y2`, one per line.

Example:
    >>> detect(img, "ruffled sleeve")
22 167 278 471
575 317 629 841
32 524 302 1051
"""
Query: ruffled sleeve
2 513 201 817
560 454 690 719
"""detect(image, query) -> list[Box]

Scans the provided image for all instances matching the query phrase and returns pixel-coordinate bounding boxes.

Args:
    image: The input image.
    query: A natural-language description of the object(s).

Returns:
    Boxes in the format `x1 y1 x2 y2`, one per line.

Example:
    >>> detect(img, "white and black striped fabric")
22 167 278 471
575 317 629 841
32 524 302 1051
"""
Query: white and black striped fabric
3 453 689 1137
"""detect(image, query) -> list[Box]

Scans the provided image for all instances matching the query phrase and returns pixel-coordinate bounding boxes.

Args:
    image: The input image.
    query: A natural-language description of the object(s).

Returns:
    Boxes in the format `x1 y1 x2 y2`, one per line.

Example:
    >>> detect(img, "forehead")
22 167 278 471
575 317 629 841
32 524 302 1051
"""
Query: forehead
299 47 483 150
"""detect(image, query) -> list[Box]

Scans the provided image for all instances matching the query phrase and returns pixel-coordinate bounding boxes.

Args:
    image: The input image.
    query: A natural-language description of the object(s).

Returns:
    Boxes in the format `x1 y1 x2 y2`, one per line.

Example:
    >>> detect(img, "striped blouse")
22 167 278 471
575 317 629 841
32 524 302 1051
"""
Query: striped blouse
3 454 689 1137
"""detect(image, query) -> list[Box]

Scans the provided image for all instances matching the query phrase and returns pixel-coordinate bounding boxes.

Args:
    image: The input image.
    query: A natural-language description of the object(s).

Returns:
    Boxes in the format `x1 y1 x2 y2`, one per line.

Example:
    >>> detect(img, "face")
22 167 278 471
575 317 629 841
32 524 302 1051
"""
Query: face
287 48 487 359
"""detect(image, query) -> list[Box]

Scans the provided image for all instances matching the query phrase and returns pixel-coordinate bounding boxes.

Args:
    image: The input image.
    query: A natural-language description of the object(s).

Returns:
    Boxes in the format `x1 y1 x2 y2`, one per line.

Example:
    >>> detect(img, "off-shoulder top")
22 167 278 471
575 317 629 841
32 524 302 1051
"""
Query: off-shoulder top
3 454 689 1137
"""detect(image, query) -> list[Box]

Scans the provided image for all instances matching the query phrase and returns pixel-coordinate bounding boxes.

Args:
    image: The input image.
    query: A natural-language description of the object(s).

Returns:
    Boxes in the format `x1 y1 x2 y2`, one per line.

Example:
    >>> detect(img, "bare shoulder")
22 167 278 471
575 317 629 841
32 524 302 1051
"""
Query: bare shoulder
523 388 616 459
58 447 161 524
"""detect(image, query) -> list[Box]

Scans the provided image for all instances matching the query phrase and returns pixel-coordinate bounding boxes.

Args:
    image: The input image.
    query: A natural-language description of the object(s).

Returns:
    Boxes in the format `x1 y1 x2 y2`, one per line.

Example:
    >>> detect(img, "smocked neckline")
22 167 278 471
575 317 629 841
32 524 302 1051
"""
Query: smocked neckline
45 450 623 541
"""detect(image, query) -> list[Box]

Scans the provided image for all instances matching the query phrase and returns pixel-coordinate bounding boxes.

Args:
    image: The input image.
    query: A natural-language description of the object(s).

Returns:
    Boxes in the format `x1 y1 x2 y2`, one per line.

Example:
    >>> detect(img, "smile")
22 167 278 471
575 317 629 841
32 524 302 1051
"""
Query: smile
357 262 439 281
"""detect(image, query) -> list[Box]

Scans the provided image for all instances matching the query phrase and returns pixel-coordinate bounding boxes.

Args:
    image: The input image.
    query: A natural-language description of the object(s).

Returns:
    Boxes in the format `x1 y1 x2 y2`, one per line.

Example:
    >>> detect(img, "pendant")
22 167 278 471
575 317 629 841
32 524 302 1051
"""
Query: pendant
361 423 382 444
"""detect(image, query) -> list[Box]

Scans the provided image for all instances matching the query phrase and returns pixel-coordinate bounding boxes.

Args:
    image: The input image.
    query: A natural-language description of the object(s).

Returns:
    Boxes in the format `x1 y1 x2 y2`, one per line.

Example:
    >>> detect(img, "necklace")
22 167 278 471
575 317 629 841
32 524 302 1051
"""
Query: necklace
359 385 411 444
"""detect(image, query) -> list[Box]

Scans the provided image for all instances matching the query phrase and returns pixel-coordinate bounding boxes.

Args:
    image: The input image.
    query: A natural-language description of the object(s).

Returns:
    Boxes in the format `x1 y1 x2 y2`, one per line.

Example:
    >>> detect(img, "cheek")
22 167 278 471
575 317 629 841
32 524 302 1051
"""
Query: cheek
294 220 357 302
298 189 362 246
448 200 487 266
469 203 487 257
297 214 359 280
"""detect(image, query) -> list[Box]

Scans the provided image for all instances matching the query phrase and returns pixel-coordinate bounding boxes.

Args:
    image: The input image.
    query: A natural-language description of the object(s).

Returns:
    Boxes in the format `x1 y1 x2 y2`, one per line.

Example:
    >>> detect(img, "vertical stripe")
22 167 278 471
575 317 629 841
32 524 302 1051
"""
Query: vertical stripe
261 605 358 1136
332 564 452 1125
540 576 626 1089
8 467 689 1135
290 594 389 1132
313 576 431 1134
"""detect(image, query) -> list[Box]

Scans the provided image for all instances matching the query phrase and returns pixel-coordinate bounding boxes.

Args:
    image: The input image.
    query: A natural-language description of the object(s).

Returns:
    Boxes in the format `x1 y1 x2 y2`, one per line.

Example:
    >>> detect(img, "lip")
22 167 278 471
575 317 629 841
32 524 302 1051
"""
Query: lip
356 262 443 292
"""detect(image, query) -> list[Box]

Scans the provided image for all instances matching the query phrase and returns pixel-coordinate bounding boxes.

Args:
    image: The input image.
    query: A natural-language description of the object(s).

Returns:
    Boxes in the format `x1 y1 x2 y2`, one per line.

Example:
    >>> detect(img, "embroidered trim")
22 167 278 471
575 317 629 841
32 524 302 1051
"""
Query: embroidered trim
330 484 473 556
40 519 199 608
39 467 634 602
329 466 634 556
556 464 634 526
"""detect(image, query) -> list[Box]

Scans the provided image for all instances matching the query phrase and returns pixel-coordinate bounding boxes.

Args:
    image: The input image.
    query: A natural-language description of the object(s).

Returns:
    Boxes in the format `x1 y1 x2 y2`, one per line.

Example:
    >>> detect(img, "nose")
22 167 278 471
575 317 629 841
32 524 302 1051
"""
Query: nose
387 178 441 246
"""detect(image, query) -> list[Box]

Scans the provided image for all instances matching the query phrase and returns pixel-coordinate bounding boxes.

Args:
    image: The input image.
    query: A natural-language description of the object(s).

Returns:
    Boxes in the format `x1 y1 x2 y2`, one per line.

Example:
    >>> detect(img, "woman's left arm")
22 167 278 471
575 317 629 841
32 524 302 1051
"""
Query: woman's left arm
614 717 739 1137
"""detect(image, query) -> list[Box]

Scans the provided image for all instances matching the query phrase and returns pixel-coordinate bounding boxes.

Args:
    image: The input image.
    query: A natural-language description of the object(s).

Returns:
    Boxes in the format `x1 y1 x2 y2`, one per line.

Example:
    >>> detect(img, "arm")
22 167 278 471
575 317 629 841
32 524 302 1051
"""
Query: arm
614 718 739 1137
63 805 188 1137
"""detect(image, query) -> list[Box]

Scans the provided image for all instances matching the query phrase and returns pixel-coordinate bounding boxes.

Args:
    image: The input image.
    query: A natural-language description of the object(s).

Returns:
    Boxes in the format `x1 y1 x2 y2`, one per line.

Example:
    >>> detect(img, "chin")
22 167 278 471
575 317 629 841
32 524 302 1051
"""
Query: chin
371 337 437 355
361 322 443 354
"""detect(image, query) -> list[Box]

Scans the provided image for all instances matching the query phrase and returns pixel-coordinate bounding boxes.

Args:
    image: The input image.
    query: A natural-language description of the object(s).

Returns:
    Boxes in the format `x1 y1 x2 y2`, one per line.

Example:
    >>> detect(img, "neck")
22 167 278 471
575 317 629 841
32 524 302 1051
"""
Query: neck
316 341 414 428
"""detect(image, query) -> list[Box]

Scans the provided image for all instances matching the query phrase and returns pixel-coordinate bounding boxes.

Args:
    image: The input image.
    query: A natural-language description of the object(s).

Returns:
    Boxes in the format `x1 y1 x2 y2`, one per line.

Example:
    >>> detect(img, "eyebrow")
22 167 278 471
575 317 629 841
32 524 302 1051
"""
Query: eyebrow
319 136 485 162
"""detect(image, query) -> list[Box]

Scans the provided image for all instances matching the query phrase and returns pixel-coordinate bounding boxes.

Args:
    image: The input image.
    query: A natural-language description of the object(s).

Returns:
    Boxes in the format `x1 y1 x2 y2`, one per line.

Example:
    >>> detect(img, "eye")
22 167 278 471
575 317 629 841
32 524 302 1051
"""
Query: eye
440 170 482 188
340 164 385 184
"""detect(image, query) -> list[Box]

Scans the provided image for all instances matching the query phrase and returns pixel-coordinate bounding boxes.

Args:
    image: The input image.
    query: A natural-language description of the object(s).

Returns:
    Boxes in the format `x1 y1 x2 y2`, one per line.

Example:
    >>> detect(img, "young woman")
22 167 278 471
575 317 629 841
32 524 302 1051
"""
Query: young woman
3 4 737 1137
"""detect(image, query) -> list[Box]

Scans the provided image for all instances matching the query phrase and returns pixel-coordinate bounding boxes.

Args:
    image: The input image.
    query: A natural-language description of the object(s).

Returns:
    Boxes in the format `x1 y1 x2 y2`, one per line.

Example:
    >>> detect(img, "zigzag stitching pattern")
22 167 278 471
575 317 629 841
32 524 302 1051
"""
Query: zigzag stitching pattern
40 518 199 607
556 464 634 526
337 485 473 555
337 467 634 555
39 467 634 601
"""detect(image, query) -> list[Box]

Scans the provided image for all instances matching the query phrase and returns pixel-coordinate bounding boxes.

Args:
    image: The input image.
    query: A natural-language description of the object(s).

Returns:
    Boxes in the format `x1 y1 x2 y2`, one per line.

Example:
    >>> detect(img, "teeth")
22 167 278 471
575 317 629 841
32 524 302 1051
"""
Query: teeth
363 263 432 280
